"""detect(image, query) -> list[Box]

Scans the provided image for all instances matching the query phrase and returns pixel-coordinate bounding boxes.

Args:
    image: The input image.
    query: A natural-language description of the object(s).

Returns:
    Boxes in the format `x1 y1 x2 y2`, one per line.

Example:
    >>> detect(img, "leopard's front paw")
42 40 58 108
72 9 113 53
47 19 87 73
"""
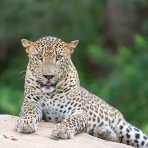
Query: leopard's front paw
16 117 38 134
51 125 75 139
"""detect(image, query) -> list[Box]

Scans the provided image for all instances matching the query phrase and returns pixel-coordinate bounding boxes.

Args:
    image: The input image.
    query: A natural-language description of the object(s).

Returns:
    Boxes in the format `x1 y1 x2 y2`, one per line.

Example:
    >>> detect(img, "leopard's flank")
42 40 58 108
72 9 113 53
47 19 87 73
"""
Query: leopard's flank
16 36 148 148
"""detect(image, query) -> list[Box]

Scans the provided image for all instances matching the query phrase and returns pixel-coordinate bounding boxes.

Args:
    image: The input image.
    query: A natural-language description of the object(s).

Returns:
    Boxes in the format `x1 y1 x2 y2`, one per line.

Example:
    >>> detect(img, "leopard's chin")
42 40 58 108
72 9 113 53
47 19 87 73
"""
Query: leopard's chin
41 85 55 93
40 80 57 93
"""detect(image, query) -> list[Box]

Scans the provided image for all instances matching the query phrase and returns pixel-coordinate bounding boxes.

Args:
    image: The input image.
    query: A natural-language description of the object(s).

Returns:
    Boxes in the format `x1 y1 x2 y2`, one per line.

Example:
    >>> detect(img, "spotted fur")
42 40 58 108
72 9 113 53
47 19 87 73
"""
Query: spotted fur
16 36 148 148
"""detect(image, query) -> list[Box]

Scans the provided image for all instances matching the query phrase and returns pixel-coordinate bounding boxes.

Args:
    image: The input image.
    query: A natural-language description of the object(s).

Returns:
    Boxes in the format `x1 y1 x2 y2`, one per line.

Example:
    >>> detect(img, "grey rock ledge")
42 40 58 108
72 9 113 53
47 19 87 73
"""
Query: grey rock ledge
0 115 133 148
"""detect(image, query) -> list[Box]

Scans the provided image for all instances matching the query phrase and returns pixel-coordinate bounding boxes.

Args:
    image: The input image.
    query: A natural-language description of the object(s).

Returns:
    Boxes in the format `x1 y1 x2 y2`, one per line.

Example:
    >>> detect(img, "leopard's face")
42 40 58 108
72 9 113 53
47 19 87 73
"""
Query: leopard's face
21 36 79 93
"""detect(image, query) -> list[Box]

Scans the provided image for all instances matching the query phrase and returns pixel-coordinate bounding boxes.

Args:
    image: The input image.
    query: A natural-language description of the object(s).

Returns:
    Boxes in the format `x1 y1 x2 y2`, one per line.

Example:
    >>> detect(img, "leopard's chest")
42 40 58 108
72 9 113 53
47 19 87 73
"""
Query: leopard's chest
41 93 76 122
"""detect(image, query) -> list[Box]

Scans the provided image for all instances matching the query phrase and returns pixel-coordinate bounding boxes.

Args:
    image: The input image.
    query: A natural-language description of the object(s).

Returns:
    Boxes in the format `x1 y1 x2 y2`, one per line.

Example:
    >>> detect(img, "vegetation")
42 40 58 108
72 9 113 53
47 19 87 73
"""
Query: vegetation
0 0 148 133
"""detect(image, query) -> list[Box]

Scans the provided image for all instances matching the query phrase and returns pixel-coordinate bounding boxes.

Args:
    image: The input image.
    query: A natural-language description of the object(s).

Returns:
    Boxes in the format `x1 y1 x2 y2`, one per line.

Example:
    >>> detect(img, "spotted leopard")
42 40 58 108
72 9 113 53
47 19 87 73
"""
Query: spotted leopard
16 35 148 148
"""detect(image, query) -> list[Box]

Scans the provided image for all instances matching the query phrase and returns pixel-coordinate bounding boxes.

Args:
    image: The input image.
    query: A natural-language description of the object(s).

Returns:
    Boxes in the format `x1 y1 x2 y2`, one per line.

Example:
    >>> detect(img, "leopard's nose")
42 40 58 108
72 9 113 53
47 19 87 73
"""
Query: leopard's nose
43 75 54 80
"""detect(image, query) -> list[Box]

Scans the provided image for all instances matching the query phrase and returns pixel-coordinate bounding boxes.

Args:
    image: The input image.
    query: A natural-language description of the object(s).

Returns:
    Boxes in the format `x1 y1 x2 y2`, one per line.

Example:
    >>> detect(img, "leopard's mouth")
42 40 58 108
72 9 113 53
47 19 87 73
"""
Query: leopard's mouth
40 80 56 88
37 80 57 93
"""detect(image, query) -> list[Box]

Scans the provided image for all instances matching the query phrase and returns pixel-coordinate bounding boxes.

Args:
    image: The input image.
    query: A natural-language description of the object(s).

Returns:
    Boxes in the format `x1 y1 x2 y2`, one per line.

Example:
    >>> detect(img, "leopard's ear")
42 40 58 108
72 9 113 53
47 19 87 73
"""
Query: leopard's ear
21 39 32 48
21 38 37 54
65 40 79 54
69 40 79 49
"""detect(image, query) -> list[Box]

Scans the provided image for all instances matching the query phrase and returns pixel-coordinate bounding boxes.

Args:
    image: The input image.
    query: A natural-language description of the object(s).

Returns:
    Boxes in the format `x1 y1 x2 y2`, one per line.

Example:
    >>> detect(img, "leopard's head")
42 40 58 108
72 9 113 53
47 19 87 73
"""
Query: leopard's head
21 36 79 93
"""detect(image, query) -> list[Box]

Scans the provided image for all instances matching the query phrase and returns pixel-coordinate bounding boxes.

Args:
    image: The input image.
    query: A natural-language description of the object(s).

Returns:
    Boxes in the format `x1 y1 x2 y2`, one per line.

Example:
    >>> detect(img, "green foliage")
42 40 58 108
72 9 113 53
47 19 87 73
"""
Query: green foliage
0 53 26 115
0 0 105 43
0 86 22 114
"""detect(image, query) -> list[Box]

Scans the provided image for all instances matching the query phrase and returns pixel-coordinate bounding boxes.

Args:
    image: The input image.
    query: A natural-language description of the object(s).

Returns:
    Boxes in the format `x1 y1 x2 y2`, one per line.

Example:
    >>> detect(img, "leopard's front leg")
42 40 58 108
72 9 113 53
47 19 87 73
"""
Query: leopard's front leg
16 95 42 133
51 112 88 139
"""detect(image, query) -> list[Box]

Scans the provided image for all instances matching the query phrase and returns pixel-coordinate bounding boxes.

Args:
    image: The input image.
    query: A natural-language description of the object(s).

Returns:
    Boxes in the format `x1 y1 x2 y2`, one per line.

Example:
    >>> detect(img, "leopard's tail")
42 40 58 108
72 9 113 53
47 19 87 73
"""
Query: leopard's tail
115 120 148 148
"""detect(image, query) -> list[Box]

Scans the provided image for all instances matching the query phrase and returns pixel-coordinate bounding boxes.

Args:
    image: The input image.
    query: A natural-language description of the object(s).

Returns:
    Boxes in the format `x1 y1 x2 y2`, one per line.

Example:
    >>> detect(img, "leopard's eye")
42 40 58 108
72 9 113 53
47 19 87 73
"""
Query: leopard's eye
34 54 43 61
56 55 63 61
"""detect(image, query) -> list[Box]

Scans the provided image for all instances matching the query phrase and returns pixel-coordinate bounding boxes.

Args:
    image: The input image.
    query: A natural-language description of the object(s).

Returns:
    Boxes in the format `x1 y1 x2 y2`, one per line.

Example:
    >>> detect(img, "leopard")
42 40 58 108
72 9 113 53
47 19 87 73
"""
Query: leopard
16 35 148 148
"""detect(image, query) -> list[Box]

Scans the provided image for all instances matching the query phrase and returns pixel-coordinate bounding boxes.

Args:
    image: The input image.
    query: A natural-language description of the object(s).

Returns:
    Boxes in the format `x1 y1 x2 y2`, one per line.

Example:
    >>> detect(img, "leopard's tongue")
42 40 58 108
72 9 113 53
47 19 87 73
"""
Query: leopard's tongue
45 81 52 89
47 80 51 85
44 80 56 89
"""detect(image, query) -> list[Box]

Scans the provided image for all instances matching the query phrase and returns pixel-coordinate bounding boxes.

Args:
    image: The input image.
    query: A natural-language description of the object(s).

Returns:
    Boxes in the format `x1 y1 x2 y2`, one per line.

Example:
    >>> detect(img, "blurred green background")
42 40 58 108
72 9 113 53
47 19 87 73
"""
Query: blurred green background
0 0 148 133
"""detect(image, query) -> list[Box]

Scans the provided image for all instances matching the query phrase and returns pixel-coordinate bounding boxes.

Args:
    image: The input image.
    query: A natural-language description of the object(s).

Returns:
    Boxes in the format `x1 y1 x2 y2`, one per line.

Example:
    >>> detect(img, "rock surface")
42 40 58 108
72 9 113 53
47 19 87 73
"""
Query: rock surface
0 115 133 148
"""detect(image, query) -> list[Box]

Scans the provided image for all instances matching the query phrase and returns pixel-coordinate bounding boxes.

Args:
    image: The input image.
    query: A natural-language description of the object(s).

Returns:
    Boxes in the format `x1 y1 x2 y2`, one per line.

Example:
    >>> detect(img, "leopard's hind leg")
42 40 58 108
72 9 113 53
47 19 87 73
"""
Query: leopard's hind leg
94 123 119 142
